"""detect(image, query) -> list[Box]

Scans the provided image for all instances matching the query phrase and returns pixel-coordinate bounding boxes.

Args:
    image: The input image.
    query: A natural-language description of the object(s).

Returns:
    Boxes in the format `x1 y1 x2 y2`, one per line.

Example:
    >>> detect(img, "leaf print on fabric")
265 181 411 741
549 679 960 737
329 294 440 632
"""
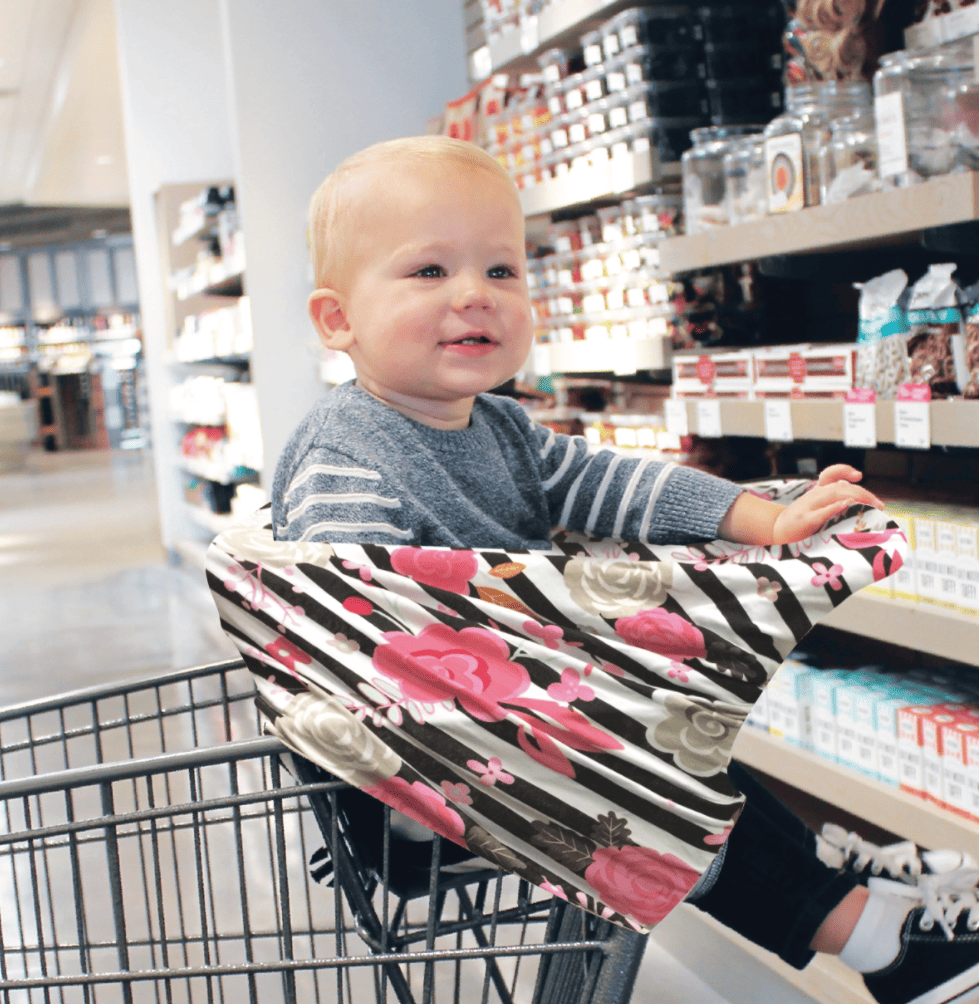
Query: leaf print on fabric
646 694 749 776
466 826 526 872
529 821 597 872
585 846 700 927
390 548 478 594
488 562 527 579
565 558 674 617
614 608 706 661
475 586 536 616
590 812 633 848
362 776 466 843
873 548 903 582
373 623 530 722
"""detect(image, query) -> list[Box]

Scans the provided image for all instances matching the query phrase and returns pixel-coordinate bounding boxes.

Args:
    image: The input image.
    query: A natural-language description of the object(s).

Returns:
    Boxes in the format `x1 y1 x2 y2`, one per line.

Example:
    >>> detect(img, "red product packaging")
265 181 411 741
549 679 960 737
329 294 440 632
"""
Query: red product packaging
897 705 942 799
940 719 979 819
964 728 979 820
921 709 965 809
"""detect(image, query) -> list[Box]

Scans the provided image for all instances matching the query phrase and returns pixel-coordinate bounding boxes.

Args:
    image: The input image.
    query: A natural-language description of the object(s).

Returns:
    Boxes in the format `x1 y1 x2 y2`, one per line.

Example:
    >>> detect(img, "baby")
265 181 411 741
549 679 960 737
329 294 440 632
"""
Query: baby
271 135 976 1004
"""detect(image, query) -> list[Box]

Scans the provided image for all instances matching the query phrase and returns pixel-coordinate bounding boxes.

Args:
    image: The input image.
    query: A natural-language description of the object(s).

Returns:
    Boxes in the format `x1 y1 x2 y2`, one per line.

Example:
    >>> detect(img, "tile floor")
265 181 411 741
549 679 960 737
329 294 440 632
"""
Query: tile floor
0 447 809 1004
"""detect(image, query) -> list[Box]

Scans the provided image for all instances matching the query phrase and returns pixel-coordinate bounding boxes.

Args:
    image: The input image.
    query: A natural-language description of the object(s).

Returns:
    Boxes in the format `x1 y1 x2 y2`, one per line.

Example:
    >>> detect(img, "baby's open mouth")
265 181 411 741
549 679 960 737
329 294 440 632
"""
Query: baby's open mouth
449 334 494 345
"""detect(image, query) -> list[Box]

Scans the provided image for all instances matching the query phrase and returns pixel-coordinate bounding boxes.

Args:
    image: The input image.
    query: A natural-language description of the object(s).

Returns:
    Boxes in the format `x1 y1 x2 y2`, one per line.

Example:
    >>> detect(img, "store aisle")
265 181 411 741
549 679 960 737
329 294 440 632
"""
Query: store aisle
0 448 236 703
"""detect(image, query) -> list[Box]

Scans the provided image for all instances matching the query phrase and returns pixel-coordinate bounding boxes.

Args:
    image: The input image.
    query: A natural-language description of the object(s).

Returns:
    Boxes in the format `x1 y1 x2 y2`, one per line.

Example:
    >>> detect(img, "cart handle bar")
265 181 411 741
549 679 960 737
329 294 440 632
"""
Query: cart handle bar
0 735 285 798
0 658 248 722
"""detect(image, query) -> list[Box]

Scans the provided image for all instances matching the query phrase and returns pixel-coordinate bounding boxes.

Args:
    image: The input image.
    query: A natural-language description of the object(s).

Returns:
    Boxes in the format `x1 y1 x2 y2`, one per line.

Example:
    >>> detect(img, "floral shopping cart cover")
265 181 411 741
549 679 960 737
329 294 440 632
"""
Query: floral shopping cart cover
206 479 906 933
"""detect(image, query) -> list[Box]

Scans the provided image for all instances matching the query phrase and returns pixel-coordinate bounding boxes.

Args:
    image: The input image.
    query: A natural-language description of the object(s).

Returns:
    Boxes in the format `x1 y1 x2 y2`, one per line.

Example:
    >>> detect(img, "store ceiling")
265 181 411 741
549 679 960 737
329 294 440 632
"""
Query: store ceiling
0 0 129 218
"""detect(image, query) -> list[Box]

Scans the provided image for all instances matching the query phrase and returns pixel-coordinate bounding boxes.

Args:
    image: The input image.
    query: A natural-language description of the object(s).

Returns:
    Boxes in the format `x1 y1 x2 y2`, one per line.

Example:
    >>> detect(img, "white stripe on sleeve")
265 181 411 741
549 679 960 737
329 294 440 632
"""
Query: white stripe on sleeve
612 456 655 538
539 427 556 460
289 463 381 493
637 462 678 543
297 520 414 542
286 492 401 523
542 438 580 491
585 455 623 534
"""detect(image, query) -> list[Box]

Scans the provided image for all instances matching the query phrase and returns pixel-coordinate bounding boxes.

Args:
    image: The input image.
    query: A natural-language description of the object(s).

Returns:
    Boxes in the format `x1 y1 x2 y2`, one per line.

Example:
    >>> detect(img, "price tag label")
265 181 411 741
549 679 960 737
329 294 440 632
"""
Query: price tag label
470 45 492 81
844 388 877 448
894 383 931 450
612 340 638 376
664 398 689 437
763 400 793 442
697 399 723 438
519 14 539 54
531 343 552 377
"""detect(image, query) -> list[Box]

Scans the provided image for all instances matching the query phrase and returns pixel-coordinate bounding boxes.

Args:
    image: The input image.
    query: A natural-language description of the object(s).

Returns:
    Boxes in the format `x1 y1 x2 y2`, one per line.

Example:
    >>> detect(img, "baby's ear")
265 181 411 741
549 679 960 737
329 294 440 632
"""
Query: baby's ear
308 288 353 350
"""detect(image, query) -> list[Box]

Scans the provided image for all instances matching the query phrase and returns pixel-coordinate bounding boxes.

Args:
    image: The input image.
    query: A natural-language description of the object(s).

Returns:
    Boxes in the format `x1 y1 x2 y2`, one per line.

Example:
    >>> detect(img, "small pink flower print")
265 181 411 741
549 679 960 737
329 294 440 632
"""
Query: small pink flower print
437 604 461 618
440 781 472 805
601 662 625 678
330 633 359 655
466 756 514 787
546 669 596 703
667 663 689 683
704 826 733 846
342 560 372 582
264 636 312 677
810 563 844 590
540 880 567 900
523 620 565 650
756 577 782 602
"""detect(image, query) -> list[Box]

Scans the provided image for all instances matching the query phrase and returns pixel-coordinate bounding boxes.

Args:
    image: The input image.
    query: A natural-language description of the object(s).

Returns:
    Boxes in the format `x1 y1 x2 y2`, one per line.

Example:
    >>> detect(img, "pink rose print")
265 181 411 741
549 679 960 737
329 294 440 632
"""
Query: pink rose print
523 620 564 649
264 636 312 677
540 880 568 900
873 548 903 582
440 781 472 805
614 608 706 661
466 757 514 786
390 548 478 594
374 623 530 722
362 776 466 843
341 560 372 582
547 668 595 703
585 846 701 927
756 577 782 602
667 663 689 683
810 563 844 590
704 826 732 846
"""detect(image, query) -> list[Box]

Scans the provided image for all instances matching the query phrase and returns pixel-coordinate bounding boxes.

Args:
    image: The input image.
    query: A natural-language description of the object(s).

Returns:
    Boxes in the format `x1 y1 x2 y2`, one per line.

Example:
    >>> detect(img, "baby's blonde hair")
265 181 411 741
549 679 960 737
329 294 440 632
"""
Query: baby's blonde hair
307 135 517 290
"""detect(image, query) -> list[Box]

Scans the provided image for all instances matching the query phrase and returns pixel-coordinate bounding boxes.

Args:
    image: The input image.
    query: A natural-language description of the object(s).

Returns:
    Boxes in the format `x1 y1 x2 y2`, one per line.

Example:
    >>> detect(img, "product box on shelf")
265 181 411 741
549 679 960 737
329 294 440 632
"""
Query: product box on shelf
672 350 754 396
766 658 813 746
939 719 979 818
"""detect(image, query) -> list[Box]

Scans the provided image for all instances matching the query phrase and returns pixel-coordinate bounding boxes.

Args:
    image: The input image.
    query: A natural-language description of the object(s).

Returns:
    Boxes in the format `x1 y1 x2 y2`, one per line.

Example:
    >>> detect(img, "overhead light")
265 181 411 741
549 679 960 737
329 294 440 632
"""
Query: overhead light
96 155 114 165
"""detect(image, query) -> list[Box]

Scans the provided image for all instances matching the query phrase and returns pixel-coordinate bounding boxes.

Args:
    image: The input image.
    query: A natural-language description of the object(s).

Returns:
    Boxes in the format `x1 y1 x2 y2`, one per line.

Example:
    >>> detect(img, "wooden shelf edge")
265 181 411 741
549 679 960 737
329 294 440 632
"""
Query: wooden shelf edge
654 905 873 1004
823 592 979 667
733 727 979 854
660 172 979 273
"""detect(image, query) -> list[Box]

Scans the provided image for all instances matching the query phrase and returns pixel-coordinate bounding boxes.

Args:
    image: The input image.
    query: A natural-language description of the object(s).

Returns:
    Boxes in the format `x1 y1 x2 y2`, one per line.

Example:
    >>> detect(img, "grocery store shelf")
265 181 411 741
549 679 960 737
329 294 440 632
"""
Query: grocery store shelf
655 905 872 1004
680 397 979 448
660 172 979 273
182 460 260 486
822 591 979 668
905 6 979 48
184 503 236 535
487 0 636 77
519 150 678 218
548 334 670 374
734 726 979 855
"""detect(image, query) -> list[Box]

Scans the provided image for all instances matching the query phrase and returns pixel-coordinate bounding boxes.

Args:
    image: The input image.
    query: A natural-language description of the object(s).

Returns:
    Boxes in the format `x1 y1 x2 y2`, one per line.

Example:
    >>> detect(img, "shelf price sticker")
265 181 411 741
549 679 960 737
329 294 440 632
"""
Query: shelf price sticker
894 383 931 450
531 343 551 377
696 398 723 438
844 388 877 448
664 398 689 437
763 399 793 442
519 14 539 54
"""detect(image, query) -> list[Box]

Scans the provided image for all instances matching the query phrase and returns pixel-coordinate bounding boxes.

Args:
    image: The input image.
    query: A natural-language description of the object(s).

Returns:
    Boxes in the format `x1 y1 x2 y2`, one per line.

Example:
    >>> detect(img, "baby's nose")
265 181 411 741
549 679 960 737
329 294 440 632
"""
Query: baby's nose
453 273 494 310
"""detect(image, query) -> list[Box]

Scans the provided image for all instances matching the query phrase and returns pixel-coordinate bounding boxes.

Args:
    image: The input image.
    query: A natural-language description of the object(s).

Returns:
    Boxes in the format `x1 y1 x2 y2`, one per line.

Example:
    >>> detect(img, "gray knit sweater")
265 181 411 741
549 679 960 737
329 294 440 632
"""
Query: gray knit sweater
271 382 744 549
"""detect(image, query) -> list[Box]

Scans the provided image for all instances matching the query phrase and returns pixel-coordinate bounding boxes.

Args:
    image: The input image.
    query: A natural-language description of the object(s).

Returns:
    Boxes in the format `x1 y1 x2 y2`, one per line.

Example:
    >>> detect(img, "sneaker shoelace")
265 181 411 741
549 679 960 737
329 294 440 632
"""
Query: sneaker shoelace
818 823 924 880
913 868 979 941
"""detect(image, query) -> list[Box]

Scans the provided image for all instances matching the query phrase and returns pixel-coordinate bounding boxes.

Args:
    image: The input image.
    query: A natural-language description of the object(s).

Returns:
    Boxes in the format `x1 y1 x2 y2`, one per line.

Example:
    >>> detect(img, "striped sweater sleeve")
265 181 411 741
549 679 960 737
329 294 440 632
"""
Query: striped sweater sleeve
277 448 415 544
530 422 744 544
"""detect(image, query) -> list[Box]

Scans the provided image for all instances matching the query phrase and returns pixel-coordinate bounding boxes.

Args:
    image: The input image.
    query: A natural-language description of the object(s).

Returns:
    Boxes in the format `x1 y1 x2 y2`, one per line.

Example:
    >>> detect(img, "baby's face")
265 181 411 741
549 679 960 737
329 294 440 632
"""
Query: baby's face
337 163 533 416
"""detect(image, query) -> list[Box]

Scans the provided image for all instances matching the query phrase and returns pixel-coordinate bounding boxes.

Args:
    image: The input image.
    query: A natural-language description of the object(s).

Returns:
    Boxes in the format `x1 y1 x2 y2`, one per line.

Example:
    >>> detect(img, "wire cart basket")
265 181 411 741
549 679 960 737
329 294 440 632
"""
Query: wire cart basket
0 658 647 1003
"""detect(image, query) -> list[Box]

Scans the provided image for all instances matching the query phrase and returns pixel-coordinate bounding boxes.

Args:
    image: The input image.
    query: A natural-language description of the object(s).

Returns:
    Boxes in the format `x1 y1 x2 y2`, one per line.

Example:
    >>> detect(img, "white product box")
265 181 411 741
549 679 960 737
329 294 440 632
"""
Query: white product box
934 520 961 608
940 719 979 818
897 704 937 798
809 671 850 763
835 682 875 774
745 687 770 729
672 351 754 396
913 518 939 604
921 710 959 808
956 522 979 614
965 729 979 820
853 686 889 780
890 514 916 601
767 660 814 747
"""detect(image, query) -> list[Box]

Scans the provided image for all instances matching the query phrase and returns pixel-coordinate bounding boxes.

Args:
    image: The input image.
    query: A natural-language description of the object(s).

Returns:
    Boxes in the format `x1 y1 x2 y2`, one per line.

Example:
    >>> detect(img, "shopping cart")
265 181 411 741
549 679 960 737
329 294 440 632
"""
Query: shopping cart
0 659 647 1003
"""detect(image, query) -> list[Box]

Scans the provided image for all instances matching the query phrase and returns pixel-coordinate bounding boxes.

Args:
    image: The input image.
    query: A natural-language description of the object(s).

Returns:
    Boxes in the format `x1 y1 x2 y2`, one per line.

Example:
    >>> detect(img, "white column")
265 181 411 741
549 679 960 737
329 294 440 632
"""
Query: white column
218 0 468 475
113 0 235 551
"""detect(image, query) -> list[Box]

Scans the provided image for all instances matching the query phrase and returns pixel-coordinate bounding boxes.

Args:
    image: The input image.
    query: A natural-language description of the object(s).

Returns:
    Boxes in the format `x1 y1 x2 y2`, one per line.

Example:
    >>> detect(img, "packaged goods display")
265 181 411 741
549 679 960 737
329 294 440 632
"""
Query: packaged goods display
174 297 253 363
905 262 967 397
528 198 682 348
757 653 979 821
682 125 764 232
959 281 979 397
854 269 912 399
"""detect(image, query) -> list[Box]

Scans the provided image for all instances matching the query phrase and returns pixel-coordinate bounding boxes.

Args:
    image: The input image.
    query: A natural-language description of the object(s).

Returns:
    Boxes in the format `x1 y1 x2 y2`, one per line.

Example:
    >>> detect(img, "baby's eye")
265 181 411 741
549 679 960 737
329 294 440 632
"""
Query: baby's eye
487 264 518 279
412 264 446 278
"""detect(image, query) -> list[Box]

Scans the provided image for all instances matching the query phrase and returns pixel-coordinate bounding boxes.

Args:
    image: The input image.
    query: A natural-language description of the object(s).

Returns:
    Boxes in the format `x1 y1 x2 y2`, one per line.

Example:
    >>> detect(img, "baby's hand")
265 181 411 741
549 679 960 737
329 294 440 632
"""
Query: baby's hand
771 465 883 544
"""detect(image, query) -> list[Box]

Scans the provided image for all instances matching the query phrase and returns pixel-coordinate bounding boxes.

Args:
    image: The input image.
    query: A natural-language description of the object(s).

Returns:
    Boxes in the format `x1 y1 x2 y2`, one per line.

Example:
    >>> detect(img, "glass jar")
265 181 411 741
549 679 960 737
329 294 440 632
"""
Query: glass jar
819 110 880 204
723 135 767 225
874 39 973 185
947 81 979 171
681 125 762 234
763 81 871 212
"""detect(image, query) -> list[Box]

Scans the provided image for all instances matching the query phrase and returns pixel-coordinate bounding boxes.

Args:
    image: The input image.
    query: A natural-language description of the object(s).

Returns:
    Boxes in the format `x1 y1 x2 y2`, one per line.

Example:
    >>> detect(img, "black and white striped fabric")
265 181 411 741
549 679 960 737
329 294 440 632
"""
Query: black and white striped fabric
207 479 906 933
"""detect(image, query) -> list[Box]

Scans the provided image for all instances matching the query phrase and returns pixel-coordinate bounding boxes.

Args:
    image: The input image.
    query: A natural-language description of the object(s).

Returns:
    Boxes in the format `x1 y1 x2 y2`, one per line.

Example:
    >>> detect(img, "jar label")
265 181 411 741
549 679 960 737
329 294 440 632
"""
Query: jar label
764 133 804 213
875 92 908 179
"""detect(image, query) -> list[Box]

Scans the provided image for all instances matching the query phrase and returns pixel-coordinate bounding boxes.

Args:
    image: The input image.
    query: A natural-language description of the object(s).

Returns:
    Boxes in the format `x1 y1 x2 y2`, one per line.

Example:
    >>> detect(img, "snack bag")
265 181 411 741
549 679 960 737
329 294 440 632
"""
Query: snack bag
959 280 979 399
906 263 967 398
854 269 911 398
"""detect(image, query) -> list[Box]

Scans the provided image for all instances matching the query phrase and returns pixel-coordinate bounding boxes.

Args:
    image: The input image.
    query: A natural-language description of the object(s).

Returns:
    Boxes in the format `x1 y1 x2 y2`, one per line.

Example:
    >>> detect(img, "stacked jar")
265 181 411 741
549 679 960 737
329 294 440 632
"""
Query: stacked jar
682 125 764 232
482 7 711 190
527 195 683 347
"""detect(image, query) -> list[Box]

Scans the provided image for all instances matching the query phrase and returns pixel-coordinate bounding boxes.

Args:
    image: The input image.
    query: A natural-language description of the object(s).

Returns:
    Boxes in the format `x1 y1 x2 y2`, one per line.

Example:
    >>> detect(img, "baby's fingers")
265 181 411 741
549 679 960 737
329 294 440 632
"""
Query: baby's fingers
817 464 862 487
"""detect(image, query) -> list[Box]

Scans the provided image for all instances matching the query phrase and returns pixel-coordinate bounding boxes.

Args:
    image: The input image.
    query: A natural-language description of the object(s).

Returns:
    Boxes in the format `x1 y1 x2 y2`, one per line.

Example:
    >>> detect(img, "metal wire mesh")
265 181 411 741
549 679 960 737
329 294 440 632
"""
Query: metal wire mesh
0 661 645 1004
